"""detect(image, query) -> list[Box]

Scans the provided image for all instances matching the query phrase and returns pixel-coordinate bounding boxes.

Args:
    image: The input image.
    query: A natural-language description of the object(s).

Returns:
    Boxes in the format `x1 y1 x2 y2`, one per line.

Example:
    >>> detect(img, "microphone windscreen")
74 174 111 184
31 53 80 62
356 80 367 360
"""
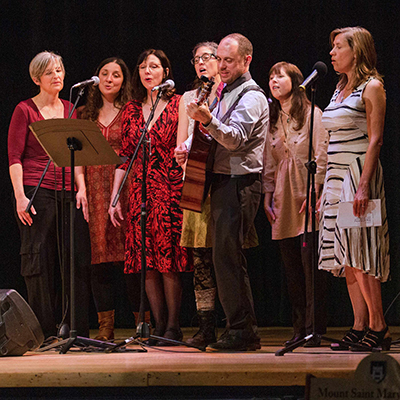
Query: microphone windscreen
313 62 327 78
92 76 100 86
165 79 175 89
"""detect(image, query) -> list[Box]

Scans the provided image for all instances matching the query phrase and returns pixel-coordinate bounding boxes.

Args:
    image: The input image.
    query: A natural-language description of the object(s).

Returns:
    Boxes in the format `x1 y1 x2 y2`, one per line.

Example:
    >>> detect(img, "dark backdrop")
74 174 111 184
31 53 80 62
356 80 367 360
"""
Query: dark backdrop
1 0 400 329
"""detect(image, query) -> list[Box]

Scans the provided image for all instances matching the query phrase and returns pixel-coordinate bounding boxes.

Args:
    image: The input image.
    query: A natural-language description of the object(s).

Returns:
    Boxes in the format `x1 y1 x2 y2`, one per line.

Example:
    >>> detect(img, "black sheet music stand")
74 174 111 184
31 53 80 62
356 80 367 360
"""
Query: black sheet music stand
29 118 122 353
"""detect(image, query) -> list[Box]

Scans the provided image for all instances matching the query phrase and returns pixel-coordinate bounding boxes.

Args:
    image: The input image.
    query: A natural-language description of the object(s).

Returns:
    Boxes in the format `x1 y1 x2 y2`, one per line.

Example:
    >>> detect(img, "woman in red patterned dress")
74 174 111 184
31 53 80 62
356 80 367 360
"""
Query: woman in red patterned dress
109 50 190 344
79 57 136 341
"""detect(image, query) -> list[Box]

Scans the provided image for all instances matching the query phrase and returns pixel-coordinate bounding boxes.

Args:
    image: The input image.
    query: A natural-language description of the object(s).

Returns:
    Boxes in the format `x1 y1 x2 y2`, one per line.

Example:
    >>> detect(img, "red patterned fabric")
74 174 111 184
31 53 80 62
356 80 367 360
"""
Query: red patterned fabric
82 109 131 265
119 95 190 274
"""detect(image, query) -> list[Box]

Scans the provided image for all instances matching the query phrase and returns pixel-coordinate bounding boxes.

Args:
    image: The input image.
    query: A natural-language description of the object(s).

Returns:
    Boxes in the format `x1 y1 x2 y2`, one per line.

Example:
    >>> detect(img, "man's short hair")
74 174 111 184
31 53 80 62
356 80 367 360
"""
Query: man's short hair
222 33 253 58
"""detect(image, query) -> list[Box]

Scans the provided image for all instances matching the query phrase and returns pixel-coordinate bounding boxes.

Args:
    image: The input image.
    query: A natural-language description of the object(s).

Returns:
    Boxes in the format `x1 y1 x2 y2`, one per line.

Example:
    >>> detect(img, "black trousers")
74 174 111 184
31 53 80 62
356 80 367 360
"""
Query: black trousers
210 174 261 334
278 233 328 335
15 186 91 338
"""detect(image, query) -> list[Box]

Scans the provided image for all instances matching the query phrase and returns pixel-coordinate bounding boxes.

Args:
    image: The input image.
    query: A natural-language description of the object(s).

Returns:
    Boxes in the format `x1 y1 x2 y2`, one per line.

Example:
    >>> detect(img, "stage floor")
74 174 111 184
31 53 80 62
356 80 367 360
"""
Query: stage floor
2 327 400 389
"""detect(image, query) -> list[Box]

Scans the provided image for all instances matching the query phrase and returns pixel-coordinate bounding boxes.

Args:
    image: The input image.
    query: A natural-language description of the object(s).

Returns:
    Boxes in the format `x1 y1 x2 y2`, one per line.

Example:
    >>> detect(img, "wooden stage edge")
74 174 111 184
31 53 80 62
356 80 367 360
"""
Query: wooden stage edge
2 327 400 388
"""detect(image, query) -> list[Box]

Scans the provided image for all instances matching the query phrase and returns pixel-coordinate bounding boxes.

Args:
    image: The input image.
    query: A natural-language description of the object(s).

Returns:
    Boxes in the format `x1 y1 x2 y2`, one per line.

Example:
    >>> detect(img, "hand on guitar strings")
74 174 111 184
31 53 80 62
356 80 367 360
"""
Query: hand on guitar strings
186 100 212 126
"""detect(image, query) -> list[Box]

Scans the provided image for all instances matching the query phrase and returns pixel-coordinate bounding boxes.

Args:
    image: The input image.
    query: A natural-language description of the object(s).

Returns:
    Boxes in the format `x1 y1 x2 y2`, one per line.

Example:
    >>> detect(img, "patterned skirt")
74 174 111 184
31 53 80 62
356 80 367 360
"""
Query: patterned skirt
319 154 390 281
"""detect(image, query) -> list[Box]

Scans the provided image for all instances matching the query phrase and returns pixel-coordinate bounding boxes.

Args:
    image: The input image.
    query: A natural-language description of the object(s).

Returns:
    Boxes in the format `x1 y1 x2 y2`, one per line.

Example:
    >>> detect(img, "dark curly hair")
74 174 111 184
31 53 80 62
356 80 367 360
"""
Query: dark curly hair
131 49 175 103
81 57 132 121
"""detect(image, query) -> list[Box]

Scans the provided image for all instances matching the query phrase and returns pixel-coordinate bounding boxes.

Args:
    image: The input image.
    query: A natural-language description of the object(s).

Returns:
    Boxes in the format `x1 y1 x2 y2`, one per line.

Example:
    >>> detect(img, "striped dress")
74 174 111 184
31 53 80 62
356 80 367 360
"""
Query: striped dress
318 78 390 281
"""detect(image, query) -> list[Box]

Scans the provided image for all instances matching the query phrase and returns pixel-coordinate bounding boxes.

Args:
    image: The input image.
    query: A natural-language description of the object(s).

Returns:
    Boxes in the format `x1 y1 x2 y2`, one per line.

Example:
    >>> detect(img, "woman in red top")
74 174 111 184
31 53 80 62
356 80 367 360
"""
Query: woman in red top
8 51 91 339
79 57 148 341
109 49 190 344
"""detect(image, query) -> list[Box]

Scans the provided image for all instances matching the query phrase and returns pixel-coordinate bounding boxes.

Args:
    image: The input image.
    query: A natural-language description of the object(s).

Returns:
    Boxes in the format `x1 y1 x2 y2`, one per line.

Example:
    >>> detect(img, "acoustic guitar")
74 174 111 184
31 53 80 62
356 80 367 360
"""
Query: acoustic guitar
180 76 215 212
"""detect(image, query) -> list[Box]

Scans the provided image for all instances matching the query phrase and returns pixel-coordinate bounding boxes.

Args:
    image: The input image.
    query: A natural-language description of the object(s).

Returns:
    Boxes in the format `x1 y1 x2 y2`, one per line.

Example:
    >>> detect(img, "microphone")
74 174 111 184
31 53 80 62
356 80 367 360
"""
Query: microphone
151 79 175 92
72 76 100 89
299 62 327 91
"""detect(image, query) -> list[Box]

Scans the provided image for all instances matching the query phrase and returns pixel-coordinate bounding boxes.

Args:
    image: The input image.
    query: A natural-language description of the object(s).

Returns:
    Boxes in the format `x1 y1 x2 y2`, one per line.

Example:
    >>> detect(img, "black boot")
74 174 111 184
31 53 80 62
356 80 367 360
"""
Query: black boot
186 310 216 348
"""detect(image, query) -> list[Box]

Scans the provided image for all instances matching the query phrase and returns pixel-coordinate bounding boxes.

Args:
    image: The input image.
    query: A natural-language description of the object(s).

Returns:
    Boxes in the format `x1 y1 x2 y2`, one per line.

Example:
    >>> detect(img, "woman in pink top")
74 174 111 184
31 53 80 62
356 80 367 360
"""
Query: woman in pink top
8 51 91 339
263 62 329 348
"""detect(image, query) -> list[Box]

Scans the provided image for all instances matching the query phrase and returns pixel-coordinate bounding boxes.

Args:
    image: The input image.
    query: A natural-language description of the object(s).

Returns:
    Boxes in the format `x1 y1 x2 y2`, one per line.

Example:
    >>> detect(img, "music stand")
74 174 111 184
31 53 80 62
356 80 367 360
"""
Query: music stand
29 118 123 353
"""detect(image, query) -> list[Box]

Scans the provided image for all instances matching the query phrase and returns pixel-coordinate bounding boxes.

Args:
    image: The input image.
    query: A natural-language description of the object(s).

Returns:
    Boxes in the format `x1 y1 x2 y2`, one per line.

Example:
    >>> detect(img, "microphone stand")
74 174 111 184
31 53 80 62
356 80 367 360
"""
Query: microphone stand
109 89 205 352
275 82 340 356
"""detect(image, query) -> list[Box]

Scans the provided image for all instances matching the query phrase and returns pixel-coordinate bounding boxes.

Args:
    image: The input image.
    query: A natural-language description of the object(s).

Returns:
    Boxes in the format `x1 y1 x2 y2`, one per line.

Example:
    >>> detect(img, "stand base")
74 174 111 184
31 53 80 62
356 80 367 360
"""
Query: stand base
36 336 120 353
108 322 206 352
275 333 344 356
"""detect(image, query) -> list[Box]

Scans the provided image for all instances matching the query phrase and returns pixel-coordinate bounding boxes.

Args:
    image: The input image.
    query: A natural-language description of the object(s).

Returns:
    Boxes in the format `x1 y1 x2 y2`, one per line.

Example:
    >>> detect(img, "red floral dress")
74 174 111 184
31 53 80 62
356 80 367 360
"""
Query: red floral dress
83 109 131 265
119 95 190 274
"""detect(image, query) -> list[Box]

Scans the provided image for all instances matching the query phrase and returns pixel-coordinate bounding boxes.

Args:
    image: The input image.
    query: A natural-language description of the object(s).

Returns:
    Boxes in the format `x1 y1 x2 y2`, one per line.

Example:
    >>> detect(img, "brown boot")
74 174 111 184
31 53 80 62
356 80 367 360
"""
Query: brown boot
95 310 115 341
186 310 216 348
133 311 151 327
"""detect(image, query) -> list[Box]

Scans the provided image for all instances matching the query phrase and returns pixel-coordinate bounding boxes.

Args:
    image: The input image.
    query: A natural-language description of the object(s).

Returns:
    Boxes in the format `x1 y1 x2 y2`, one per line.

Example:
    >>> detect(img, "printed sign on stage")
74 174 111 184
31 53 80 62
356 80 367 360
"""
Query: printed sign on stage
307 353 400 399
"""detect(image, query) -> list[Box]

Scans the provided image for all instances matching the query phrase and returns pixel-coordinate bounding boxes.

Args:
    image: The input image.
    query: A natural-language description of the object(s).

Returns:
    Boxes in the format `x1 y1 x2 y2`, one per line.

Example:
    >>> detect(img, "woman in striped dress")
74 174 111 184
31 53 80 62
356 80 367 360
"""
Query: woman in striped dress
319 27 390 351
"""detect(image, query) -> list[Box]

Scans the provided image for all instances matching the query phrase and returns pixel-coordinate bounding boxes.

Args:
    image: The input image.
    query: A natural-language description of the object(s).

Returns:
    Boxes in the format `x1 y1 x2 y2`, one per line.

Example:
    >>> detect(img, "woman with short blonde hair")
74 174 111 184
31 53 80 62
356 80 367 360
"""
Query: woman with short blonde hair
8 51 91 339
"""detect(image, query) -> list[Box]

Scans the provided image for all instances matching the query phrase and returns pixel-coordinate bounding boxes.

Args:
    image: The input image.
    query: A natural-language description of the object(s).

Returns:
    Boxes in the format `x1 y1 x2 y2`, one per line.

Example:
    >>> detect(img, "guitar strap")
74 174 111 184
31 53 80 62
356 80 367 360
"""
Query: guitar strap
220 85 266 124
202 85 266 201
206 85 267 171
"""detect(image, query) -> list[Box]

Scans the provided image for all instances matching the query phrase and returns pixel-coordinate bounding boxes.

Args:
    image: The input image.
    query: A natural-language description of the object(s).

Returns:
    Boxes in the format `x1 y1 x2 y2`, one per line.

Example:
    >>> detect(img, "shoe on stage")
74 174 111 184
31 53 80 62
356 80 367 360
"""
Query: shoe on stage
186 310 217 348
156 328 183 346
350 327 391 352
207 330 261 352
330 328 365 351
145 327 165 346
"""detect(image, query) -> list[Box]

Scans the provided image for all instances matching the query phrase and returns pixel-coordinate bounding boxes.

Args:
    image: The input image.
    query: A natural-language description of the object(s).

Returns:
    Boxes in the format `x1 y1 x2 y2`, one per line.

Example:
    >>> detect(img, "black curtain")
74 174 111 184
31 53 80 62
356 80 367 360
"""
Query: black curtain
1 0 400 328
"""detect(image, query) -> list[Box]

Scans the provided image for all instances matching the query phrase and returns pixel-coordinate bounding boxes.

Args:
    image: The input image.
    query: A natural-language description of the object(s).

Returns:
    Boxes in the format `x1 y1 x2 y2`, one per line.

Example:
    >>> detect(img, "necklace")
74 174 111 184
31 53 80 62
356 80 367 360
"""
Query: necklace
281 109 290 124
143 102 154 111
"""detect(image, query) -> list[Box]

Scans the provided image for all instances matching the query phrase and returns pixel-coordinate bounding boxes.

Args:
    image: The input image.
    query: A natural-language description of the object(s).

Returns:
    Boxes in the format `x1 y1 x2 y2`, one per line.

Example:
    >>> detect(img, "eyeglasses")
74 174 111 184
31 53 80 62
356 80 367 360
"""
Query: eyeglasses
191 53 216 65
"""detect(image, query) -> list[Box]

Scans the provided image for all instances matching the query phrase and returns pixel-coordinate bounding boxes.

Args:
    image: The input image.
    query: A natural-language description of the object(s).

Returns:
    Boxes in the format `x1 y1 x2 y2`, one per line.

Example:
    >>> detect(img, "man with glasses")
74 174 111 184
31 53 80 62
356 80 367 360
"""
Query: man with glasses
177 33 269 351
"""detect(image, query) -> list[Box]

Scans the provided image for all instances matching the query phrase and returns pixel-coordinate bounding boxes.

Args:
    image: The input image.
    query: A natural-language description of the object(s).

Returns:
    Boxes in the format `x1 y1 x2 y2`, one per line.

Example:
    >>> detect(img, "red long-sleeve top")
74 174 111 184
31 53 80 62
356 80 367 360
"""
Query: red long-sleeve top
8 99 76 191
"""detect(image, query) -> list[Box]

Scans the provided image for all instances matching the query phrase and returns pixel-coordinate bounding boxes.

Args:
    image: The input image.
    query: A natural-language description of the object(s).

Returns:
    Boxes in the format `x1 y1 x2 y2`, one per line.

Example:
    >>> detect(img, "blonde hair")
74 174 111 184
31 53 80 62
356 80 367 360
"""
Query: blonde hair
29 51 65 82
330 26 383 91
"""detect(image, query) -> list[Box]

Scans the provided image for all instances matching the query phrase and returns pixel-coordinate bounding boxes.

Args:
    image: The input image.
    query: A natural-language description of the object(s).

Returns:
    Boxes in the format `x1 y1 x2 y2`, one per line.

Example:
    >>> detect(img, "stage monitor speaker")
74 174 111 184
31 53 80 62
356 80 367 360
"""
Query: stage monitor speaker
0 289 44 356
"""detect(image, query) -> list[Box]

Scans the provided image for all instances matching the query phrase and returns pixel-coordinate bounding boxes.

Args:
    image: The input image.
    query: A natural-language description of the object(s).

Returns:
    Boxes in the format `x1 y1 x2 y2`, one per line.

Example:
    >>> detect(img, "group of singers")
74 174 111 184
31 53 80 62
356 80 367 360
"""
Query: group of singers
8 26 391 352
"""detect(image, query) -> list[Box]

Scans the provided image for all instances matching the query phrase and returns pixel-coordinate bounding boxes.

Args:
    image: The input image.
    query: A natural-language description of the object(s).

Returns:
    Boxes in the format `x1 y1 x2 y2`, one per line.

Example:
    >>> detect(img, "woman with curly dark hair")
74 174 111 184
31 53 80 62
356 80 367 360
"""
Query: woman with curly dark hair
109 50 191 344
78 57 136 341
